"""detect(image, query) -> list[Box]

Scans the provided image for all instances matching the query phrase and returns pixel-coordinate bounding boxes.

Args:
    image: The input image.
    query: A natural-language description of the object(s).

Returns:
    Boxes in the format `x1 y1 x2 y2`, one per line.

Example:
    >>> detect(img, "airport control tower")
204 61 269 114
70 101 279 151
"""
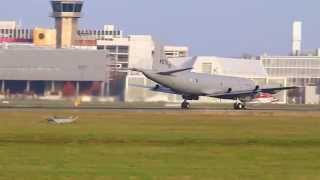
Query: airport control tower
50 0 83 48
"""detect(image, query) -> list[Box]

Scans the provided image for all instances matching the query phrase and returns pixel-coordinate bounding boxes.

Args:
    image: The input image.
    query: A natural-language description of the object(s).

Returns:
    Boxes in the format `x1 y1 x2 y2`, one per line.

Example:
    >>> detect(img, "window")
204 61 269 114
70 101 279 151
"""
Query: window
62 3 74 12
118 46 129 53
51 2 62 12
97 45 105 50
121 64 129 68
74 4 83 12
118 55 129 62
107 54 117 61
202 63 212 74
106 46 116 53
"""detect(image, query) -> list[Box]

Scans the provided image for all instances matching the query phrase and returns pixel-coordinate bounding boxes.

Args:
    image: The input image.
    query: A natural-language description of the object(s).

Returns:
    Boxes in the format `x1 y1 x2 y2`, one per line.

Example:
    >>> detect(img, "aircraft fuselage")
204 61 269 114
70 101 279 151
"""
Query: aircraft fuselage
142 70 256 97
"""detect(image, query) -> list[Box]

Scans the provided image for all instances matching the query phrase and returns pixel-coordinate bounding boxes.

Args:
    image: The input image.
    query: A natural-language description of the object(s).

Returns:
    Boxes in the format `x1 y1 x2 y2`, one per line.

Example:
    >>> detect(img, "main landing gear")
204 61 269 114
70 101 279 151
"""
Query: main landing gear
233 101 247 110
181 100 191 109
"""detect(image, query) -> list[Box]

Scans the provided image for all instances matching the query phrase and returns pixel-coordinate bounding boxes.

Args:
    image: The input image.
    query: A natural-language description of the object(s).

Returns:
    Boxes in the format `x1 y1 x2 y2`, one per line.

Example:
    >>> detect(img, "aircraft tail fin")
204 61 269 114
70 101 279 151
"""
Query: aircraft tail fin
152 42 173 72
152 42 196 72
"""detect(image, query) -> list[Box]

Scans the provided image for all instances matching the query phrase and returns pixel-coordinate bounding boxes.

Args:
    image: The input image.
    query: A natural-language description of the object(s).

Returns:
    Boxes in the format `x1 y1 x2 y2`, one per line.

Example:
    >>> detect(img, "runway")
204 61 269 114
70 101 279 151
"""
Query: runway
0 104 319 113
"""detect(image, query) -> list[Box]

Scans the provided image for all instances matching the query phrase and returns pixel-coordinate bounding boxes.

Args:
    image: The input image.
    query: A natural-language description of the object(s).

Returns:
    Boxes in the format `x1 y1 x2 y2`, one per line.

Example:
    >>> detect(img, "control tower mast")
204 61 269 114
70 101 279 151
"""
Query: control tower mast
50 0 83 48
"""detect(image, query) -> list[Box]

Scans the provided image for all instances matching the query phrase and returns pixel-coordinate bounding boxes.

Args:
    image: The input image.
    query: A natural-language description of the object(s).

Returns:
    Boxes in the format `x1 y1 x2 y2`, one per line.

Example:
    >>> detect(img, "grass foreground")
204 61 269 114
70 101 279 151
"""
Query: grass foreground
0 110 320 179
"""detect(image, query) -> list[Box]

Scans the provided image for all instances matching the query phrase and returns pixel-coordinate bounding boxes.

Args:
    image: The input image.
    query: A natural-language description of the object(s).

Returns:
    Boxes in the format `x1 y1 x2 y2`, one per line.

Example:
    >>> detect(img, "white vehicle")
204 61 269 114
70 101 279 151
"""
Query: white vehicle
47 116 78 124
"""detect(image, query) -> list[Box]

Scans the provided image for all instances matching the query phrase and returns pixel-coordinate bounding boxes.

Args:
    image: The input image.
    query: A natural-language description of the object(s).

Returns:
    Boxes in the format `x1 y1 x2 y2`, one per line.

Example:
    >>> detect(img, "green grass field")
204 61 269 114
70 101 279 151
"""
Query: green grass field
0 110 320 179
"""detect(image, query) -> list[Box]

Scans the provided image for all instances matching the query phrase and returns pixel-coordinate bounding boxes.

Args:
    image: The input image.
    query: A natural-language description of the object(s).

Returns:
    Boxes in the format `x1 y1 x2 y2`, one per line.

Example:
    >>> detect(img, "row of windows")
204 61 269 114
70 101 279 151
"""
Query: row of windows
286 78 320 86
263 59 320 68
266 68 320 77
165 51 188 58
51 2 83 13
0 29 33 38
106 54 129 62
97 45 129 54
78 30 121 36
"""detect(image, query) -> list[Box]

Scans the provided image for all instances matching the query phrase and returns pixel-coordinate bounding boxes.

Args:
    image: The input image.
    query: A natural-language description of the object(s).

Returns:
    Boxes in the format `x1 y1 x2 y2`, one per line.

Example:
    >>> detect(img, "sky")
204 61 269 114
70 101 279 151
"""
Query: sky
0 0 320 56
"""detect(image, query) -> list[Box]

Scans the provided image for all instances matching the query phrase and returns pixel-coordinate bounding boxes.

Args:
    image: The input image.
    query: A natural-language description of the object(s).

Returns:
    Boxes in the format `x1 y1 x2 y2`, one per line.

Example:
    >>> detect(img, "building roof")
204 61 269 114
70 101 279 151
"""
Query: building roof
0 47 107 81
0 21 17 29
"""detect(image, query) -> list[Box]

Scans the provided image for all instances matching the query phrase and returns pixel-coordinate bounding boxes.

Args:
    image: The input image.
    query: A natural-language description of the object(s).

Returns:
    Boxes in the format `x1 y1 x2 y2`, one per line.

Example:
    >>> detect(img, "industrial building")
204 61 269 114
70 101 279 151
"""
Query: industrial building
260 21 320 104
0 45 107 99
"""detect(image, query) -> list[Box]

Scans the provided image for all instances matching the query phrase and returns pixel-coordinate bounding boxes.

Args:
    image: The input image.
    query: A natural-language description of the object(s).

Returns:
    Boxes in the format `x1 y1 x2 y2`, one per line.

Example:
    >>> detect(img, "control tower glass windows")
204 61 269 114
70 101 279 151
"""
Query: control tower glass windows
51 1 83 13
51 2 62 12
74 4 83 12
62 3 75 12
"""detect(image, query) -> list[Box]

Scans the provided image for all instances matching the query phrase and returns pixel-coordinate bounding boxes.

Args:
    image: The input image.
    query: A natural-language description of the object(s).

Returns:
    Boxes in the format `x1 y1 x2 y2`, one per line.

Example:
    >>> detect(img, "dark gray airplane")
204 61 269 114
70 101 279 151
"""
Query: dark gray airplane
128 49 297 110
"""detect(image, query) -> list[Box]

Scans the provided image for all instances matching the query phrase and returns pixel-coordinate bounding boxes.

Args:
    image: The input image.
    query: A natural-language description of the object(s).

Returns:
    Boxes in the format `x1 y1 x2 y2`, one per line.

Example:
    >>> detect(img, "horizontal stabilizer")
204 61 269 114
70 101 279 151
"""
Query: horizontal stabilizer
157 67 193 75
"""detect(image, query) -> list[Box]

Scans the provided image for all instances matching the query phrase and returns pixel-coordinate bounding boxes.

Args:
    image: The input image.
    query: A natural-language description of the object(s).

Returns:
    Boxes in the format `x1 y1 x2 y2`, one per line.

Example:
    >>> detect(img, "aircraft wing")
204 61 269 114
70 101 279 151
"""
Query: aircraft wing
208 86 298 99
259 86 298 94
208 90 258 99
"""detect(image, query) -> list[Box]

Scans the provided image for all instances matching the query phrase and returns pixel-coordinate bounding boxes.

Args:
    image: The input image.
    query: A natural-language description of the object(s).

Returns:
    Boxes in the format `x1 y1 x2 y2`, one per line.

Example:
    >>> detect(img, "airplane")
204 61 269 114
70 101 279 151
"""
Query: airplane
127 48 298 110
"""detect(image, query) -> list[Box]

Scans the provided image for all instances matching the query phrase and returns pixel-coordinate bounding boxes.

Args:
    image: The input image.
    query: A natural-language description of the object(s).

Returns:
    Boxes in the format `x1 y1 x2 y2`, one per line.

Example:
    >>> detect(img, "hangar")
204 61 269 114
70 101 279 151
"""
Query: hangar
0 45 115 99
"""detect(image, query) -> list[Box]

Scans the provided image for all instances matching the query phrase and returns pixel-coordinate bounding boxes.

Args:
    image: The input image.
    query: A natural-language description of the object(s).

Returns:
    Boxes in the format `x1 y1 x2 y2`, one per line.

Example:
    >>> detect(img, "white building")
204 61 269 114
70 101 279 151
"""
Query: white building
259 21 320 104
97 35 155 70
261 55 320 104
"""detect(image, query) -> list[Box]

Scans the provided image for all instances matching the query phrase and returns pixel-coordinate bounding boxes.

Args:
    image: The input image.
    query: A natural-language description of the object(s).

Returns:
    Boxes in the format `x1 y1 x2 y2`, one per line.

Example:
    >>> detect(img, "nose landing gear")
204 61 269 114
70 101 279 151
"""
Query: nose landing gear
181 100 191 109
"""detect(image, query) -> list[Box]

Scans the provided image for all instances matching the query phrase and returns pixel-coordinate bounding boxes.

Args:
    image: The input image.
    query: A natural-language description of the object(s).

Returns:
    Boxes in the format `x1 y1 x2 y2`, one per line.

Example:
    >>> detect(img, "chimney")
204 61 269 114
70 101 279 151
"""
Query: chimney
292 21 302 56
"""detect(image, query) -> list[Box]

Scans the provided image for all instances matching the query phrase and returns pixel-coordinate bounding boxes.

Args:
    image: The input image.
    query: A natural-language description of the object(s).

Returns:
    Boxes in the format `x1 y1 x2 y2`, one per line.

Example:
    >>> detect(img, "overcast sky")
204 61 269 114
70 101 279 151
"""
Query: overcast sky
1 0 319 56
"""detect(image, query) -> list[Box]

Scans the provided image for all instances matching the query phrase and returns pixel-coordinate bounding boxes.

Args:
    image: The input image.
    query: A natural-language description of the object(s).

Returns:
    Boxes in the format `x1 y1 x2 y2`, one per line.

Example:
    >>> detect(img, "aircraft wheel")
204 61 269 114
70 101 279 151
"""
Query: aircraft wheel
237 103 244 110
234 103 246 110
181 101 191 109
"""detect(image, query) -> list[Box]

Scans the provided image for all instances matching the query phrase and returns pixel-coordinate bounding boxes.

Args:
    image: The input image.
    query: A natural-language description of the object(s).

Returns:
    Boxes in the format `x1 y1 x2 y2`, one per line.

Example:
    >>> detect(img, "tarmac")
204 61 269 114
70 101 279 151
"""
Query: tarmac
0 104 319 113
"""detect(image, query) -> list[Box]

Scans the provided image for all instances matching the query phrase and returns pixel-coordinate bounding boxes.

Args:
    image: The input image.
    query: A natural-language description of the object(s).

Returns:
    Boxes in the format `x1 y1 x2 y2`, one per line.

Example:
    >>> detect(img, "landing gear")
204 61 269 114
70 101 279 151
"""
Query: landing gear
233 102 246 110
181 100 191 109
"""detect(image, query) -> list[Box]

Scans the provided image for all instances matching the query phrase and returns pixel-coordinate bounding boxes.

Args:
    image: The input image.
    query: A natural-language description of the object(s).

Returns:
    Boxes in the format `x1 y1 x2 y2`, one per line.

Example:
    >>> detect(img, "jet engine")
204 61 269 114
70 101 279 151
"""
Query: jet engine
182 95 199 100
